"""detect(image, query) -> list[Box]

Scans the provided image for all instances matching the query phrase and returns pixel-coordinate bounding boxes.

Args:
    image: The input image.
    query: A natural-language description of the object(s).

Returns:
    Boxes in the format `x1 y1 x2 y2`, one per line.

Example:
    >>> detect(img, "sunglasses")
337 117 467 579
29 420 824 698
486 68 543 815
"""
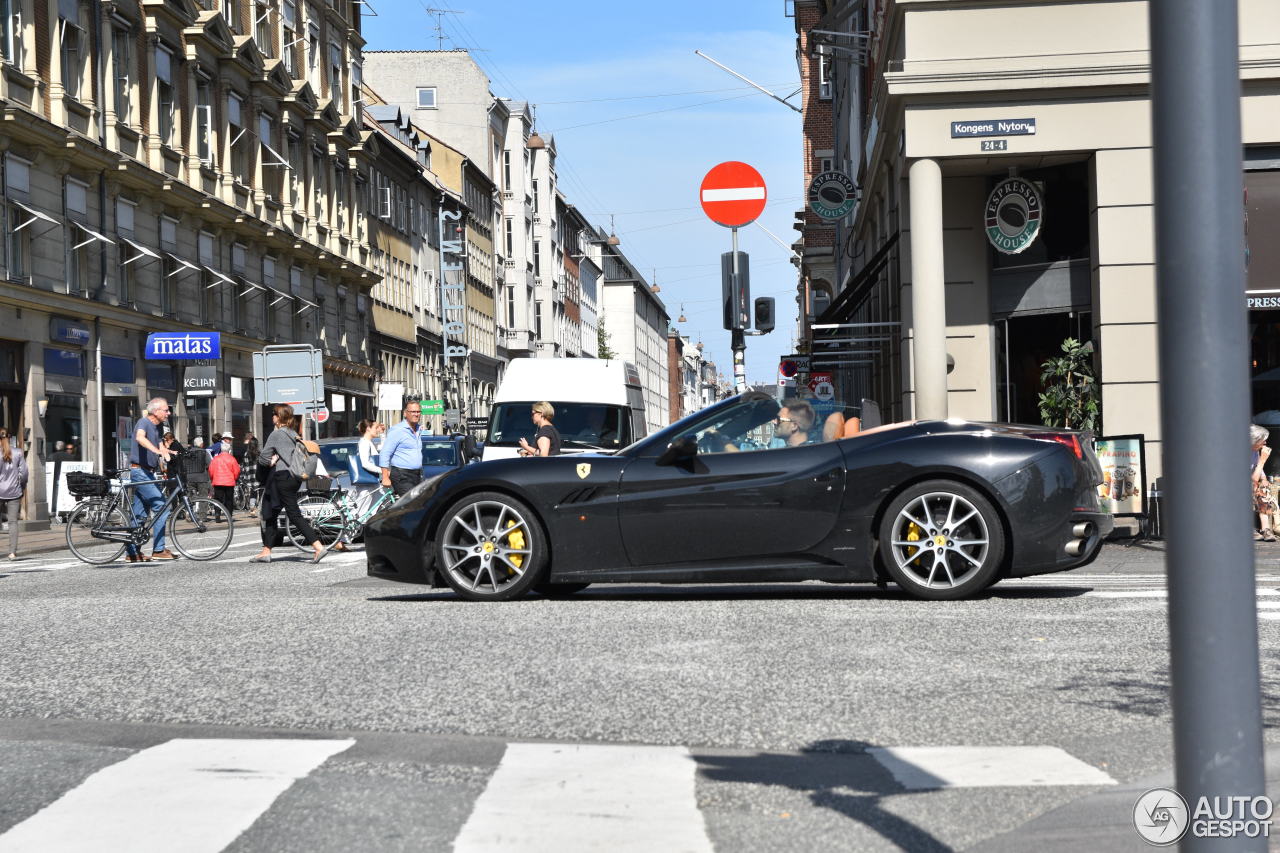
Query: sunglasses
774 416 795 424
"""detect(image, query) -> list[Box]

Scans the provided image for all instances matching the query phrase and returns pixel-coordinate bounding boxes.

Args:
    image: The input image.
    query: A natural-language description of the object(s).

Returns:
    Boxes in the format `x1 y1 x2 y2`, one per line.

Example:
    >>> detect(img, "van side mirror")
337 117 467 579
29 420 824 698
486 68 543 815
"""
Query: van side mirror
656 435 697 466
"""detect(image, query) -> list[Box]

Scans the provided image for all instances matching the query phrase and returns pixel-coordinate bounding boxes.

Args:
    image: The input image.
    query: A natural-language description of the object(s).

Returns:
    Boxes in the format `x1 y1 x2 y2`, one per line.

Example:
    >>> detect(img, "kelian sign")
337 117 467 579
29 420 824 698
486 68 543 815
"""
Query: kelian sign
700 161 767 228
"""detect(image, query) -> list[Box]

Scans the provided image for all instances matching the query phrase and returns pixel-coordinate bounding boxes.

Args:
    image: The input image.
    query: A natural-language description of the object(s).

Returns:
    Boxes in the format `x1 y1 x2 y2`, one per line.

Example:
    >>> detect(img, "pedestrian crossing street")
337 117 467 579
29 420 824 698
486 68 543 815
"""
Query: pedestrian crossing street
0 735 1118 853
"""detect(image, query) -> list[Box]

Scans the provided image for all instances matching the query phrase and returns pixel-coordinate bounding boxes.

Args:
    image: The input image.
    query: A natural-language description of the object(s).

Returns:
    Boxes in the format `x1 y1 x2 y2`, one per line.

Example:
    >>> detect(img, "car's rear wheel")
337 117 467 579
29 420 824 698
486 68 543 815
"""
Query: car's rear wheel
878 480 1005 600
435 491 547 601
533 582 591 597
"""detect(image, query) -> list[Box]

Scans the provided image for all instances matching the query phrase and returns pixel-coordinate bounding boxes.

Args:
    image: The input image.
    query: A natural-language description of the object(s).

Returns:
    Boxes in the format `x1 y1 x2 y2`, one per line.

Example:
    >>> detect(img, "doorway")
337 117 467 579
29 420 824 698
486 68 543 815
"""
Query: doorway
996 312 1093 425
102 397 140 471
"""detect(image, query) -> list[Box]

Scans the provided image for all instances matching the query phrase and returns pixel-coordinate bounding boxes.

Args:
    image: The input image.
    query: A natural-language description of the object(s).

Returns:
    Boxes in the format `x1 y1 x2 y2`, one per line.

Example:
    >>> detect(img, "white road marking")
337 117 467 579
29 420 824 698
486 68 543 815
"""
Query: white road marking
700 187 765 202
454 743 713 853
868 746 1116 789
1084 589 1279 599
0 738 353 853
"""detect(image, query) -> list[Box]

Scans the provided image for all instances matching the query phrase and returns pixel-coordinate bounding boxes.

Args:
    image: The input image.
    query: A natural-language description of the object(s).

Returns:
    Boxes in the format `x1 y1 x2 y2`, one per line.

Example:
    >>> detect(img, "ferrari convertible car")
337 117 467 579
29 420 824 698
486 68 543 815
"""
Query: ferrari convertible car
365 392 1112 601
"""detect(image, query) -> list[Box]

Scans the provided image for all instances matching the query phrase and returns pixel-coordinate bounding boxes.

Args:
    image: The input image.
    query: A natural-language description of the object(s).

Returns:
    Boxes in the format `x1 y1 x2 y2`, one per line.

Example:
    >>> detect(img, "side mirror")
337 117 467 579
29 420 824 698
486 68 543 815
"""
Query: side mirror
462 435 480 461
656 435 697 466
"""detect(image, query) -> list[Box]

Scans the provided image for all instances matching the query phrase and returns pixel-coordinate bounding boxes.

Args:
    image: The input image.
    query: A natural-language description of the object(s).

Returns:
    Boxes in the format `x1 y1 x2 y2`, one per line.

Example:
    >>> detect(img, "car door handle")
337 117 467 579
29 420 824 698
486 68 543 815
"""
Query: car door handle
813 468 843 484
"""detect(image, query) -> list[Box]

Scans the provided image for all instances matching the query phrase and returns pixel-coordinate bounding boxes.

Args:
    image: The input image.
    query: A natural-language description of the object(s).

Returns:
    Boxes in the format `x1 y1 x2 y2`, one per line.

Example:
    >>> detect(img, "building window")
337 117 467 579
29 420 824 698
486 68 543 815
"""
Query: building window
336 292 347 343
504 217 513 255
260 113 285 201
112 25 131 124
254 0 271 53
199 231 217 324
195 76 213 165
535 300 543 340
223 0 239 33
59 7 84 100
281 0 298 77
5 201 28 279
328 42 343 110
228 93 249 184
263 256 277 338
43 347 85 377
531 179 539 213
416 87 436 109
156 47 175 145
311 147 326 220
118 250 134 304
2 0 24 67
115 199 135 237
350 61 362 119
307 22 319 77
506 285 516 329
533 241 540 276
287 131 303 207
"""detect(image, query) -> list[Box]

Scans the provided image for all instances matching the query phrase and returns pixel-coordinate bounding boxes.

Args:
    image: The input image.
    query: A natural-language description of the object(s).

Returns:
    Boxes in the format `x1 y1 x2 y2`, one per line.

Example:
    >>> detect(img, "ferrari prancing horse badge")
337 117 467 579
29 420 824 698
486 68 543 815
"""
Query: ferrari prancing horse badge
576 463 591 479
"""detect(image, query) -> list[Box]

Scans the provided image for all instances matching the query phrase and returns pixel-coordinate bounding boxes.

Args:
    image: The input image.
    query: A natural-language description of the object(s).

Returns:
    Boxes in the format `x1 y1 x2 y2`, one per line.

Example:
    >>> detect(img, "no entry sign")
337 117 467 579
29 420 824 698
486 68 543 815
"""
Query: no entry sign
700 161 767 228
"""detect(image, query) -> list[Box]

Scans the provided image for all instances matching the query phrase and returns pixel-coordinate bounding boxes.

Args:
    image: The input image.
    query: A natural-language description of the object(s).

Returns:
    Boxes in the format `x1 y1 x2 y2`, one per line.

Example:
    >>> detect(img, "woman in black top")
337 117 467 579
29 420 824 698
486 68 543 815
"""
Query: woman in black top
518 401 562 457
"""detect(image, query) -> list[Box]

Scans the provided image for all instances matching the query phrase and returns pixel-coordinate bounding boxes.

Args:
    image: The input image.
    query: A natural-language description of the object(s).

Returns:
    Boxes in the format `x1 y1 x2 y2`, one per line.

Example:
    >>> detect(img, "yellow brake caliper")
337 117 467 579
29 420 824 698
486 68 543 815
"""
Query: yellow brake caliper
504 520 525 573
906 521 922 566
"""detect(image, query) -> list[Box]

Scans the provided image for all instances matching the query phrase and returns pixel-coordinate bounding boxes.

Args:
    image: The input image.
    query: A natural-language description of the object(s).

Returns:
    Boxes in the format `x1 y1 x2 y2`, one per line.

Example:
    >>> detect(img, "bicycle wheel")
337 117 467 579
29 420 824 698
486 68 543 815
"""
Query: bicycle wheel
287 495 341 550
65 499 129 564
168 498 234 560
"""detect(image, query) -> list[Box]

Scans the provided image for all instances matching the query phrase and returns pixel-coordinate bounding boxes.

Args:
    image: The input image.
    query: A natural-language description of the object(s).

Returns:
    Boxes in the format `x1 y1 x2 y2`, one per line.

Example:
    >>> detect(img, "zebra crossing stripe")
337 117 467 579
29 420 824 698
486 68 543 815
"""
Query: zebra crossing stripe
0 738 353 853
453 743 713 853
868 746 1116 789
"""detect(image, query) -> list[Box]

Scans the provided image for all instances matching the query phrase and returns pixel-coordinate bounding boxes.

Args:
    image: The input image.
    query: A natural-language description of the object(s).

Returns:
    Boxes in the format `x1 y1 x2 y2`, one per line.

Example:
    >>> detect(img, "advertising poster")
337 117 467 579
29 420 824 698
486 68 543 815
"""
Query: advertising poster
1094 434 1147 517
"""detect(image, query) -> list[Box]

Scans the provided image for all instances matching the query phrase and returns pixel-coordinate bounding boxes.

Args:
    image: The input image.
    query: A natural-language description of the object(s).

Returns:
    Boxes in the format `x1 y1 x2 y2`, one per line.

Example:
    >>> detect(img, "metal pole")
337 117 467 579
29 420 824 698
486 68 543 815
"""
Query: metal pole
731 228 746 393
1150 0 1264 840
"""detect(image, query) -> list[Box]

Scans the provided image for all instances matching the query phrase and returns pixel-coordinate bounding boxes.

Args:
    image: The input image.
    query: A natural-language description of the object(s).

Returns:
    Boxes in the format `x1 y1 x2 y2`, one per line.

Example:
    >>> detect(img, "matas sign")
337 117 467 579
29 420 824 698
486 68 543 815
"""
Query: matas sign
146 332 221 359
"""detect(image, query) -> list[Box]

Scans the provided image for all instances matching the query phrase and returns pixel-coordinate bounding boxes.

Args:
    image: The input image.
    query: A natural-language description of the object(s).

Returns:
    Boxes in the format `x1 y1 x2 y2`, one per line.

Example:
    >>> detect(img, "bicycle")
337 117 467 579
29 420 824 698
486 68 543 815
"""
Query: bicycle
64 467 235 564
286 484 396 552
234 471 262 513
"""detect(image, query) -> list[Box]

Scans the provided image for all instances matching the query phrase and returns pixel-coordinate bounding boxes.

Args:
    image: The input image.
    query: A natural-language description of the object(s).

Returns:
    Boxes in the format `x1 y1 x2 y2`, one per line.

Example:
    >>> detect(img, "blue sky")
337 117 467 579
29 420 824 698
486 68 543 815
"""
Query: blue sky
363 1 803 386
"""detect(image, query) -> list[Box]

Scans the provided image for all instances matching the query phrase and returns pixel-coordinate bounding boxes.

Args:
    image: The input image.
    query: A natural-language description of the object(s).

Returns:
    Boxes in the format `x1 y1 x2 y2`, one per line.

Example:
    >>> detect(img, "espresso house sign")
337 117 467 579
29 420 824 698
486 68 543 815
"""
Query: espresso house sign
984 177 1044 255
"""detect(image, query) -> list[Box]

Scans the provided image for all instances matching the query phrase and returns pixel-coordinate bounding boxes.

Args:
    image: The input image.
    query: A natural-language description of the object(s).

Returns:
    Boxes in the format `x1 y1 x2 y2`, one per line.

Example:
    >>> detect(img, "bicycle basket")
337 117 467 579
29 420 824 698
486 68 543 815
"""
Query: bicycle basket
305 475 334 494
65 472 111 497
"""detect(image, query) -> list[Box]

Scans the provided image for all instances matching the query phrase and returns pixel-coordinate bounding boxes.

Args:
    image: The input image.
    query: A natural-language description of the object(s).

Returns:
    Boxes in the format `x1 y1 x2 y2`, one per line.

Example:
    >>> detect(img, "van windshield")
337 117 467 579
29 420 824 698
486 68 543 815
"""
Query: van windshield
488 402 630 450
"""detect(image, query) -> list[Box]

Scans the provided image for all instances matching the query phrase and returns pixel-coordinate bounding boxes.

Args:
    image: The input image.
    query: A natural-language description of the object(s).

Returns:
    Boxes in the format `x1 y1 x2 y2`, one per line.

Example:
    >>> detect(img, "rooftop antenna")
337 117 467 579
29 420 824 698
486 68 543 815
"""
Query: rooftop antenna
424 7 462 50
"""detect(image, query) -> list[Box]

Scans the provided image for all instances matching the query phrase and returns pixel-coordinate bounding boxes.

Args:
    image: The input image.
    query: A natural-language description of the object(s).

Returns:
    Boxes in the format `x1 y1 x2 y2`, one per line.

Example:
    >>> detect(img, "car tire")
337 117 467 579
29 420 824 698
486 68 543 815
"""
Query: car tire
435 491 547 601
878 479 1005 600
533 582 591 597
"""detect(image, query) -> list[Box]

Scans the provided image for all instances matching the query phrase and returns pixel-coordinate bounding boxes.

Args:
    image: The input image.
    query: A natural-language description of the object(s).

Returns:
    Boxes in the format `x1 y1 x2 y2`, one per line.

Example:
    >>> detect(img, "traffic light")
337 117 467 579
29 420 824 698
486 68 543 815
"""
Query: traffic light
720 251 750 330
754 297 775 333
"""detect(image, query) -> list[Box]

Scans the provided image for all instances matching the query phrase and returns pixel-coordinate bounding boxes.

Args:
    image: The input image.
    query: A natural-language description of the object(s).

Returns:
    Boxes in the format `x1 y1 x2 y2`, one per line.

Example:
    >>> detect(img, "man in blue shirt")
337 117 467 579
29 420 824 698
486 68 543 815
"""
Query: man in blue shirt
127 397 176 562
380 401 424 497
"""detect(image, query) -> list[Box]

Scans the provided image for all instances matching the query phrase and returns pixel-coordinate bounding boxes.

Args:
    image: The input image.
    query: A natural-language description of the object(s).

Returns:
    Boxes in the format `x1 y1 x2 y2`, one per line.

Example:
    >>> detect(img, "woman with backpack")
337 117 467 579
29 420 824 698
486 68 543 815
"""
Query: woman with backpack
250 404 324 564
0 428 29 560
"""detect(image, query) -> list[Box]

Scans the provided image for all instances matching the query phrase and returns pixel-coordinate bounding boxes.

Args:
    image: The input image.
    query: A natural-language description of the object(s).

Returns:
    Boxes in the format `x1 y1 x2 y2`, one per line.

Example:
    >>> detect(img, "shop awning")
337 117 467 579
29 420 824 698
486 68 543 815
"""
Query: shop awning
10 201 59 233
203 266 235 289
237 280 266 298
121 238 161 266
815 231 900 326
167 253 199 277
70 221 114 250
267 287 291 306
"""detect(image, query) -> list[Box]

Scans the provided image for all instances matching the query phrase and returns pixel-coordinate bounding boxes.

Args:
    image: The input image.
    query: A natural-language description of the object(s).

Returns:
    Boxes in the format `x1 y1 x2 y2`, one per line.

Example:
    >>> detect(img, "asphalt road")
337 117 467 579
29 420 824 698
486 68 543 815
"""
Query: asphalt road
1 529 1278 851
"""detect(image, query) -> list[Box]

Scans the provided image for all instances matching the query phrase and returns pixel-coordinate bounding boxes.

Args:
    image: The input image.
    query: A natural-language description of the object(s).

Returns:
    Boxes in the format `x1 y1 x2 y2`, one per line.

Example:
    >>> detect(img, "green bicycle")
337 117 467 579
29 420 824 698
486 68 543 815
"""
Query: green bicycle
287 485 396 552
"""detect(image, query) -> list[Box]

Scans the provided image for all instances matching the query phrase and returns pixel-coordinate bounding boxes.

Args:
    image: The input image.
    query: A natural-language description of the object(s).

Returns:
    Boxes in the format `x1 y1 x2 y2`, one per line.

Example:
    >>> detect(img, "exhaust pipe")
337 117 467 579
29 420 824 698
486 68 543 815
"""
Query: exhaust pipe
1065 539 1086 557
1072 522 1094 539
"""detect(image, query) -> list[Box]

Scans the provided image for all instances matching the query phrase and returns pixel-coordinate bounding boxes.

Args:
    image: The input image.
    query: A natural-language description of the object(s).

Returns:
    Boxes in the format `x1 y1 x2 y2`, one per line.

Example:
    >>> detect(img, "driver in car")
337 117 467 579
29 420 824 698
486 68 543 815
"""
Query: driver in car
768 399 817 449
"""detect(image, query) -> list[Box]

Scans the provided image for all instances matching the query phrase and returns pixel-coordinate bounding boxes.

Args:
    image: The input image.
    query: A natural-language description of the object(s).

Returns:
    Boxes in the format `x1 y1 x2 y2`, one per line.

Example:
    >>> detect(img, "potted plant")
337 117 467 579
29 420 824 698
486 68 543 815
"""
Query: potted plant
1038 338 1100 433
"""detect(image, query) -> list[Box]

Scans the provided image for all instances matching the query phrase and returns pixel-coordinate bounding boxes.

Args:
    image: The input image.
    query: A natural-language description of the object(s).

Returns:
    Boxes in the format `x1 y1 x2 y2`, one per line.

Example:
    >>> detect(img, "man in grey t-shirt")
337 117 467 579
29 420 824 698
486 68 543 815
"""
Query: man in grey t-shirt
126 398 175 562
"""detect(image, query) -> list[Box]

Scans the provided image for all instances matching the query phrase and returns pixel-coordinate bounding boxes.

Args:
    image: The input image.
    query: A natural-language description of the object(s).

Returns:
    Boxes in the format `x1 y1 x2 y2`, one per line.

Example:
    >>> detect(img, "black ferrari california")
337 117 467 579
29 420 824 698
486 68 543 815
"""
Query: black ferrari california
364 392 1112 601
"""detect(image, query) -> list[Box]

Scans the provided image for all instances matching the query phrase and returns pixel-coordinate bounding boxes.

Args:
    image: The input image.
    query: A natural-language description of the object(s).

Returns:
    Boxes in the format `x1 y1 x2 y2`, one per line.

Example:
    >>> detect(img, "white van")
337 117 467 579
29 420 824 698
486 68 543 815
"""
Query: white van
483 358 647 460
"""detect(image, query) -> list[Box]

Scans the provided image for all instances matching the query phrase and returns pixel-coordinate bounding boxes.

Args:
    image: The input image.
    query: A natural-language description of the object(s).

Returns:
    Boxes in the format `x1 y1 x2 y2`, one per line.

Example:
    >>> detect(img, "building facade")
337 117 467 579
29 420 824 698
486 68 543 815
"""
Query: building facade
792 0 1280 483
599 244 670 433
0 0 377 521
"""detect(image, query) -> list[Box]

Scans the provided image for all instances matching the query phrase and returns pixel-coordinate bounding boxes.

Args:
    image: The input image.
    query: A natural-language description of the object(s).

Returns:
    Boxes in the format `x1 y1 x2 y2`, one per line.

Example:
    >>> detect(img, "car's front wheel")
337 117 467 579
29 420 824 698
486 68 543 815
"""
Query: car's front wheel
435 491 547 601
878 480 1005 600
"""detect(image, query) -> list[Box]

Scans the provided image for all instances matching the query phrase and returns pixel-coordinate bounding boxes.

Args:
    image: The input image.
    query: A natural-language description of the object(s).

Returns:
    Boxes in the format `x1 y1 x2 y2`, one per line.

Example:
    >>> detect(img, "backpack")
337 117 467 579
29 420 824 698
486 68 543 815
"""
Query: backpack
285 435 310 480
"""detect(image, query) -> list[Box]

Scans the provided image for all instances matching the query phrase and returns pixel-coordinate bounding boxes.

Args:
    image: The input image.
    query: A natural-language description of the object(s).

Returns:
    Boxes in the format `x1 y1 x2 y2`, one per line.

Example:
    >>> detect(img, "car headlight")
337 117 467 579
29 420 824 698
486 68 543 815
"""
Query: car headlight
391 472 448 510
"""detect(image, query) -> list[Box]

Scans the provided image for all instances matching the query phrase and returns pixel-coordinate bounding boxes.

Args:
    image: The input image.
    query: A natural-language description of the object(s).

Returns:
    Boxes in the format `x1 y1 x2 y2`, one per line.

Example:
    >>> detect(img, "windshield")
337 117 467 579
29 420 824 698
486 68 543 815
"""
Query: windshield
319 442 356 476
422 440 459 467
488 401 631 450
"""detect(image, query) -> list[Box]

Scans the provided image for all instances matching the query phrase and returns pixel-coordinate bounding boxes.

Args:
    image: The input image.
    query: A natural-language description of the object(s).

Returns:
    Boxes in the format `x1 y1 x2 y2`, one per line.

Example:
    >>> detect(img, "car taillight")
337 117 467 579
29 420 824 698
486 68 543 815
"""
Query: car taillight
1028 432 1083 459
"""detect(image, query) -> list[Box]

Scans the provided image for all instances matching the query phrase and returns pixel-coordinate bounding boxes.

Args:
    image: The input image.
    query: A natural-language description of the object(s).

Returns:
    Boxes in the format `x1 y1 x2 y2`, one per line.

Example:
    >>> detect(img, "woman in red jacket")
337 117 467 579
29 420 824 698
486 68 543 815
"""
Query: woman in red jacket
208 434 241 513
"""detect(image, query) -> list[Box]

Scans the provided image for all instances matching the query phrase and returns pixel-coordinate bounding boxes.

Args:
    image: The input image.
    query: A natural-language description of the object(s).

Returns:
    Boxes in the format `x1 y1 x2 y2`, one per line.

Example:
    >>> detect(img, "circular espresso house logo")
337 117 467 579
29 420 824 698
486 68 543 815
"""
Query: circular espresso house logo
984 177 1043 254
808 171 858 221
1133 787 1190 846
